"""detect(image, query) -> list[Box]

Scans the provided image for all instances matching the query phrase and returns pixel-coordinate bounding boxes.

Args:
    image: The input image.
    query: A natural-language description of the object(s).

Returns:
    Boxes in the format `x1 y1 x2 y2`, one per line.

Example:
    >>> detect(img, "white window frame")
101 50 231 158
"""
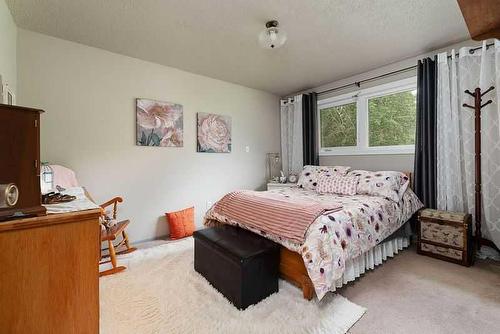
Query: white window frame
318 77 417 156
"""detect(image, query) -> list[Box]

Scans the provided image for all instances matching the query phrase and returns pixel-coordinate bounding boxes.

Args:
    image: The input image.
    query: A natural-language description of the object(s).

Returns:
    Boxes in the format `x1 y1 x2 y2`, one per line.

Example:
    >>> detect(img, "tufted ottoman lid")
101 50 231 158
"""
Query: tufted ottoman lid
194 225 279 260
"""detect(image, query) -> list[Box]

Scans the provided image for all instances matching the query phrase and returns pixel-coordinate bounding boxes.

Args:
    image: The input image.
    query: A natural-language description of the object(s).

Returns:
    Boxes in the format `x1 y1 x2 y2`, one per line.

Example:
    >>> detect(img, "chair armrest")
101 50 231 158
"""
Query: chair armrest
100 197 123 220
100 197 123 209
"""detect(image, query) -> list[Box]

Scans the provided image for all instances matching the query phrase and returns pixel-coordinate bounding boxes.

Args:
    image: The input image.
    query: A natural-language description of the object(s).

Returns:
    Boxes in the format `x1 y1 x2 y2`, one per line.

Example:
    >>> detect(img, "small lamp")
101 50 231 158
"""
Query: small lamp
267 153 282 182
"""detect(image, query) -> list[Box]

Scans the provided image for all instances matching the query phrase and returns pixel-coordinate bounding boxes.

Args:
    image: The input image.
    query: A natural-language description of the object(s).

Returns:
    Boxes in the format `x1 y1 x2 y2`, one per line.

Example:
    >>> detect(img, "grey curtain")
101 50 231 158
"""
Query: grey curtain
302 93 319 166
414 57 437 209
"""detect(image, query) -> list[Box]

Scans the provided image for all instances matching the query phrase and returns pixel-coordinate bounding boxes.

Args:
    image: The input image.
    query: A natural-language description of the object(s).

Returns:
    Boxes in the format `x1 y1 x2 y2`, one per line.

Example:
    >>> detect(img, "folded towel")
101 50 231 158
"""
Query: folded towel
43 186 100 214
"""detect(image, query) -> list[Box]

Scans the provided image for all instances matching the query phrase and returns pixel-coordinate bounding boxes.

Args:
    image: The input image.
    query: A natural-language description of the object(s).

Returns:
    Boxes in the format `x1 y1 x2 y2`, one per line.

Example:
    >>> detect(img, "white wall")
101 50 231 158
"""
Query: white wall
291 39 481 173
323 154 415 173
0 0 16 94
17 29 280 242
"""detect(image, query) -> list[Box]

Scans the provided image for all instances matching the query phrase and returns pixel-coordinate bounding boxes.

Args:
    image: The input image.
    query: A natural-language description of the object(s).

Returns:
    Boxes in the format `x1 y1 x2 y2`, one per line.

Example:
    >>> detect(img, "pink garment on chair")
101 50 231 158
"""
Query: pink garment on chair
50 164 80 188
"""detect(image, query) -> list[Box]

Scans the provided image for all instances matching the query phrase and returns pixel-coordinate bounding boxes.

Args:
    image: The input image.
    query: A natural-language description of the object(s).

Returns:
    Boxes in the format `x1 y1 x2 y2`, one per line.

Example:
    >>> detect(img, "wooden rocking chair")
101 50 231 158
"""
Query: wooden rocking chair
98 196 137 276
43 164 136 276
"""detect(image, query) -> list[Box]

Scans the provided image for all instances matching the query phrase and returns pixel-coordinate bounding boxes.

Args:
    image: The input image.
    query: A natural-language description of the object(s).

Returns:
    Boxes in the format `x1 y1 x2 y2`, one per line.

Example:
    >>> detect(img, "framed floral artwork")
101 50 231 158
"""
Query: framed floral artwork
136 98 183 147
197 112 232 153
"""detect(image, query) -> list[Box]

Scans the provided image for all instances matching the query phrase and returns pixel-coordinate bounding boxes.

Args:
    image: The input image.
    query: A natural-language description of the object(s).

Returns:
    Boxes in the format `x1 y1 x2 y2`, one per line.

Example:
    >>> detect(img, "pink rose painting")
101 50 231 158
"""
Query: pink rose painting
197 113 232 153
136 98 183 147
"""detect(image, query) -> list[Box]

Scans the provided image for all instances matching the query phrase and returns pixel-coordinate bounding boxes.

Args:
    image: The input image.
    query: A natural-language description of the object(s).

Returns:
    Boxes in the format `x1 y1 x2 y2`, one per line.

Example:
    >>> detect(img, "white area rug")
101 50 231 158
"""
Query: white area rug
100 238 366 334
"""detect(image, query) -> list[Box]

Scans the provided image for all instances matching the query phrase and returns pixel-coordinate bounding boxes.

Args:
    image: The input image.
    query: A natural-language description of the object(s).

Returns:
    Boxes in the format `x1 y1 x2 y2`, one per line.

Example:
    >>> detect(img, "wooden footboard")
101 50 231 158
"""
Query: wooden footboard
279 247 314 300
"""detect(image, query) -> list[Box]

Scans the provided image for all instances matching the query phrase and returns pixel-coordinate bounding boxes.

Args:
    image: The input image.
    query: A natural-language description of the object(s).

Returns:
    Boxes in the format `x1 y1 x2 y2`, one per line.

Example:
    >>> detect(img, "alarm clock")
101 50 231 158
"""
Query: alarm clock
288 173 298 183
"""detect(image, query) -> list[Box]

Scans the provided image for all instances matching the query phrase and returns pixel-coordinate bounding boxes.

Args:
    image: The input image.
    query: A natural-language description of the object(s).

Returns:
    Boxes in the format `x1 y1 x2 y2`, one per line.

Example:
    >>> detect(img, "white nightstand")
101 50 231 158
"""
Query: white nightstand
267 183 297 190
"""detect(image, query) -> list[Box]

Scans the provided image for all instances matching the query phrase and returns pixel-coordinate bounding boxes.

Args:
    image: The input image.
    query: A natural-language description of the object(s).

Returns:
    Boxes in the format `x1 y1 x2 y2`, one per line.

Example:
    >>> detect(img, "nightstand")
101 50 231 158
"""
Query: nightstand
266 183 297 190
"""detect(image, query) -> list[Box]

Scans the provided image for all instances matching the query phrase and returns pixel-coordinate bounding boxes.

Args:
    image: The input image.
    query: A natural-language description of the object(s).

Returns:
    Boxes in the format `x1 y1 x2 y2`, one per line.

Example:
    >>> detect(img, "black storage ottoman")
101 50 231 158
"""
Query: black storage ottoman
193 225 280 310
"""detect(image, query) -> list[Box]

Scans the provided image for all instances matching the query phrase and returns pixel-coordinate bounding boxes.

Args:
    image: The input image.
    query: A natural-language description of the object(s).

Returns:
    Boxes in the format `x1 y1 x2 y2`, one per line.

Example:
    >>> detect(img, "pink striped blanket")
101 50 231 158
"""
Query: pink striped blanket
211 190 342 244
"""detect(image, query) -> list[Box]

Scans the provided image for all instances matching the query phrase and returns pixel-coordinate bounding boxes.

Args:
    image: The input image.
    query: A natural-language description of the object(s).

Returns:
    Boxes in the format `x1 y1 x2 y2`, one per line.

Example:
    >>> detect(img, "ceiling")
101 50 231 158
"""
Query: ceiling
7 0 470 96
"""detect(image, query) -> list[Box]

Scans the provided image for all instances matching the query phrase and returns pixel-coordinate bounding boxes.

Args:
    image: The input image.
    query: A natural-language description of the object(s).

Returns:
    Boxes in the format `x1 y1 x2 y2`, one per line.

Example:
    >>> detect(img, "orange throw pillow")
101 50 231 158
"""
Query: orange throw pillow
165 207 195 239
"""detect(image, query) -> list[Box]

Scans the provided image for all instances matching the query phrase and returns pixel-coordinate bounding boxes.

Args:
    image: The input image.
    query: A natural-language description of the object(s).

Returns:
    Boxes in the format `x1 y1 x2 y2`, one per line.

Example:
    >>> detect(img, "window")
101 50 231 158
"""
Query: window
320 101 357 147
318 77 417 155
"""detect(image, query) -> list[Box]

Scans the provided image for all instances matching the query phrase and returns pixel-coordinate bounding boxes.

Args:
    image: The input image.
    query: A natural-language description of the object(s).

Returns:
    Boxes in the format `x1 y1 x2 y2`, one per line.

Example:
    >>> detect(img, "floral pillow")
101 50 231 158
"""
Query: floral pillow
316 174 358 195
297 165 351 191
347 170 410 202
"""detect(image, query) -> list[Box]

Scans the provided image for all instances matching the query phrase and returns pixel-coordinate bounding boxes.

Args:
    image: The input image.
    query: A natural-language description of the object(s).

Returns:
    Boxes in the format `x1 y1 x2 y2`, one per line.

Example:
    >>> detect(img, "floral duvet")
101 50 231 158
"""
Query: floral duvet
205 187 423 300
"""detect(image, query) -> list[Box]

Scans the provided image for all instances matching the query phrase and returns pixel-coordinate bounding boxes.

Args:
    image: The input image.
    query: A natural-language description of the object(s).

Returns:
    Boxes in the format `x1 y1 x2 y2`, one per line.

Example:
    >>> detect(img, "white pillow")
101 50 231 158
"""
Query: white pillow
297 165 351 191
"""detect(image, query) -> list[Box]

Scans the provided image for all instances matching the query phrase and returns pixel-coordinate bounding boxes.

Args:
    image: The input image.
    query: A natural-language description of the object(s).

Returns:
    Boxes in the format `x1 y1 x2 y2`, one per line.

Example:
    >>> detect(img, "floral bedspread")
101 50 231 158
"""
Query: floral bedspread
205 187 423 300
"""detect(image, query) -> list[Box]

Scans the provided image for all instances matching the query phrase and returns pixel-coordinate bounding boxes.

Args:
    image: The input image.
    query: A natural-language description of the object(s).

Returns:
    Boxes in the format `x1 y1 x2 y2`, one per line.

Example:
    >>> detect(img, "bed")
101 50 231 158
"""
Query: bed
205 168 423 300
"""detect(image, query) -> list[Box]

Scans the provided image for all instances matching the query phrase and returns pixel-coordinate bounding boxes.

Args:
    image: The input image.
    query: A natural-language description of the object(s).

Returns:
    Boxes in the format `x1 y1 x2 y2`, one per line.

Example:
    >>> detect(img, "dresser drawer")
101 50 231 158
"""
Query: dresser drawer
420 220 464 248
420 242 463 260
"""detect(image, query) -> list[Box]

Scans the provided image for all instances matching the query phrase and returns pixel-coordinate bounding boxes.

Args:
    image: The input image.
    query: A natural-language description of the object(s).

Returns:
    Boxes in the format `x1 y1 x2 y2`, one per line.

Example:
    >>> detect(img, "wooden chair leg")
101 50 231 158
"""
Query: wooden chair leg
99 240 126 277
118 230 137 255
122 230 130 249
108 239 118 268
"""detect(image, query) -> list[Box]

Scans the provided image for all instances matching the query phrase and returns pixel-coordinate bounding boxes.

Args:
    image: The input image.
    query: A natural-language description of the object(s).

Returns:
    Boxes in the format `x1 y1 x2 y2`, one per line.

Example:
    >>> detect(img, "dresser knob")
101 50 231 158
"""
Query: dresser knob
0 183 19 208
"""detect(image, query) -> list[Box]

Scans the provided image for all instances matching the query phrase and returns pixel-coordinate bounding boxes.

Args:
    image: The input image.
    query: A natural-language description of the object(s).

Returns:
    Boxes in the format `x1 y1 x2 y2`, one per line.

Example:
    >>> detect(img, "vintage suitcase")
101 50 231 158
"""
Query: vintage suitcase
193 225 279 310
417 209 473 266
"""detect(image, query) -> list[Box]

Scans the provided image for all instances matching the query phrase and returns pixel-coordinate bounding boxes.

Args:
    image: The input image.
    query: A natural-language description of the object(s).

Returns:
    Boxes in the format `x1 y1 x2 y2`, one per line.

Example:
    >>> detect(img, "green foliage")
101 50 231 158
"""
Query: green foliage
320 102 357 147
368 91 416 146
150 132 161 146
320 90 416 149
138 129 162 146
139 131 147 145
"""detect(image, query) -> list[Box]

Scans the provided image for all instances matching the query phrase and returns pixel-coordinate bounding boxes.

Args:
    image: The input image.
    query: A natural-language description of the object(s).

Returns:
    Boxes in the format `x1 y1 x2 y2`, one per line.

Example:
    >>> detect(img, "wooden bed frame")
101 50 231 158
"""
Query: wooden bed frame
280 171 413 300
208 171 413 300
280 247 315 300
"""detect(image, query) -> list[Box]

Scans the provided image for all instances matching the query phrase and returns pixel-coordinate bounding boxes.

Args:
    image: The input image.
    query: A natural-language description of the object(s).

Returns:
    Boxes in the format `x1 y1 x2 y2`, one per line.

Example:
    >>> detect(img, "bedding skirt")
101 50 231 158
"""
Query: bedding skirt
331 236 409 291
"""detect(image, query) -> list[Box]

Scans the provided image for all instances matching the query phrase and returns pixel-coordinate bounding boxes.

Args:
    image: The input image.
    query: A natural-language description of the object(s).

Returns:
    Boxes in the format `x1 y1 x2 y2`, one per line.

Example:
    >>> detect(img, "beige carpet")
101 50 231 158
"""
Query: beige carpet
341 246 500 334
100 238 366 334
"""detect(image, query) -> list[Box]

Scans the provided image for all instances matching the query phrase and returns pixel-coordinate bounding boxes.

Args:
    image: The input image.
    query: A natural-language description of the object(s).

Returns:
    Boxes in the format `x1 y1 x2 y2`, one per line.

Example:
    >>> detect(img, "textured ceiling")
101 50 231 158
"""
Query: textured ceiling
6 0 469 96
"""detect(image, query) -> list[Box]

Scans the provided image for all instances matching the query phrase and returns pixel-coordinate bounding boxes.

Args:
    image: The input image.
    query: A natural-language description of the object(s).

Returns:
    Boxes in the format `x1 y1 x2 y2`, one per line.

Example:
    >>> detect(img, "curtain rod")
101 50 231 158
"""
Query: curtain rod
317 66 416 96
316 42 495 97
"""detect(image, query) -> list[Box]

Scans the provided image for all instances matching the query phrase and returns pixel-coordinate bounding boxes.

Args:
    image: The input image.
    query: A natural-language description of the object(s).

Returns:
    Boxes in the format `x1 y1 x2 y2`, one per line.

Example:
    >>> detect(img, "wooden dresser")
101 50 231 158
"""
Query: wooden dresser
0 209 101 334
0 104 46 220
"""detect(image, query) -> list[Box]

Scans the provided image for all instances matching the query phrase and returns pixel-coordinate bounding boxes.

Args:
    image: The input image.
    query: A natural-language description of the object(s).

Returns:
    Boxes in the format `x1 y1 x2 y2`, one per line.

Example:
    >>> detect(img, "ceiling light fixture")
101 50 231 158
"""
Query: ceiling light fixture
258 20 287 49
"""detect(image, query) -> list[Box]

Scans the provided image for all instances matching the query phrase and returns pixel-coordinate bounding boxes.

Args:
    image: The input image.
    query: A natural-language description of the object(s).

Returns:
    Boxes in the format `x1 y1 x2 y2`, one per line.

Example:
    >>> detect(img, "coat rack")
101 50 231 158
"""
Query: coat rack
462 85 495 249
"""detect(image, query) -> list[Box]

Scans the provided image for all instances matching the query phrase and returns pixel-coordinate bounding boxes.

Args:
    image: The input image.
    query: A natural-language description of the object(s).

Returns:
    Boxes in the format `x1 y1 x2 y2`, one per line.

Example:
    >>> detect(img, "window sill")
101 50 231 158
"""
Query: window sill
319 147 415 156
